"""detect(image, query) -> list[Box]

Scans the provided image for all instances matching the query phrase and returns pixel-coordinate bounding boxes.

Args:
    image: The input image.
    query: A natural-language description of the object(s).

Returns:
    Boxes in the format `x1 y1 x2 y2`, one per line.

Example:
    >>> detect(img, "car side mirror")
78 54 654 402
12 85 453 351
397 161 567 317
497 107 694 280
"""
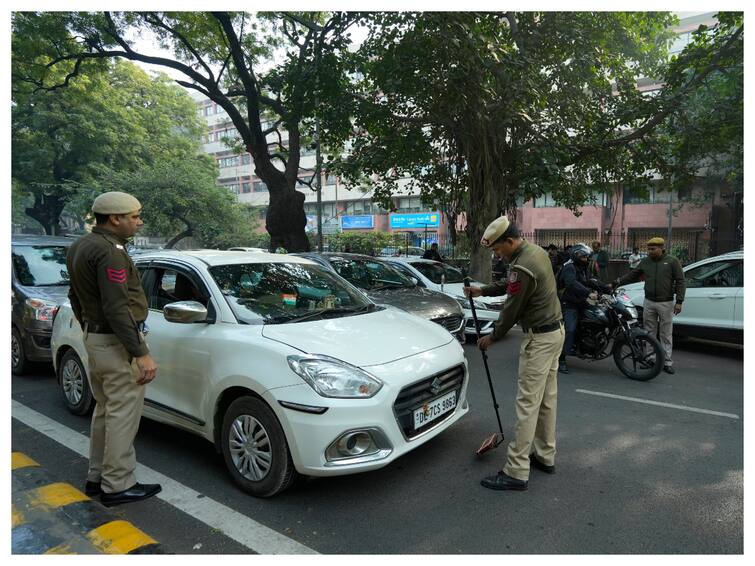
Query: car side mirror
164 301 209 324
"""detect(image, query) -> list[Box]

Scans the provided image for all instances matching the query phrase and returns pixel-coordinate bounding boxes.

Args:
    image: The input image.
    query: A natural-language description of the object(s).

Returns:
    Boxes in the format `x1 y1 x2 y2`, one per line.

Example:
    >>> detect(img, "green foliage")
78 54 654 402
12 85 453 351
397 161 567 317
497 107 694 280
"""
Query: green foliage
322 231 410 255
324 12 742 279
12 52 205 233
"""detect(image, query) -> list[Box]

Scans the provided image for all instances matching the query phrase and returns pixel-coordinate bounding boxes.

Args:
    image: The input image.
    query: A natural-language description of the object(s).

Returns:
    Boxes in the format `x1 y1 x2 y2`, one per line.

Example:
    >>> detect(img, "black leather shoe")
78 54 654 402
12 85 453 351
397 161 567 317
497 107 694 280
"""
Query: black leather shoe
85 481 102 496
558 360 569 374
100 483 162 507
529 454 555 474
663 365 675 374
480 471 528 491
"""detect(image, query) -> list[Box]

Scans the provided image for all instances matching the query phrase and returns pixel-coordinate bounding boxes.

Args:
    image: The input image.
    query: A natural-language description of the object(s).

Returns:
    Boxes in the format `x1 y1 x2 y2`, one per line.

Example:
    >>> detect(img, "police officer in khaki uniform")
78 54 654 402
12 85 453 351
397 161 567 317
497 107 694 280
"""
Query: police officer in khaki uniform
67 191 161 506
465 216 564 491
614 237 685 374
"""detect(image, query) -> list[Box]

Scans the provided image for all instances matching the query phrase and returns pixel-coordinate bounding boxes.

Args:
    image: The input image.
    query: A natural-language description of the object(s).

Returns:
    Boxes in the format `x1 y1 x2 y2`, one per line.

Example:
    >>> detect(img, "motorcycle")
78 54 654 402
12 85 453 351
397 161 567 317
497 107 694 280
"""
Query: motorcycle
568 291 665 381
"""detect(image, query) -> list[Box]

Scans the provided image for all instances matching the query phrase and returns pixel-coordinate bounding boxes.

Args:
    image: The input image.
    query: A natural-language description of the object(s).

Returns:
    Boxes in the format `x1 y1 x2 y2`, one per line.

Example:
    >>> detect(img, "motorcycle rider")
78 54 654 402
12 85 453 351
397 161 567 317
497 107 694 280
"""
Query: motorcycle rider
557 243 612 373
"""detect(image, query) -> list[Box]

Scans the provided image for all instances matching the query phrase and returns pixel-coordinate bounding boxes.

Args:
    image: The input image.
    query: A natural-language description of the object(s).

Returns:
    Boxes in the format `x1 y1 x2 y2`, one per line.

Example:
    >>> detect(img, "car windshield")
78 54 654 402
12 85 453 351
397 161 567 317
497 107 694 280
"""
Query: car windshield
209 262 372 324
410 262 465 284
327 257 415 290
12 245 70 286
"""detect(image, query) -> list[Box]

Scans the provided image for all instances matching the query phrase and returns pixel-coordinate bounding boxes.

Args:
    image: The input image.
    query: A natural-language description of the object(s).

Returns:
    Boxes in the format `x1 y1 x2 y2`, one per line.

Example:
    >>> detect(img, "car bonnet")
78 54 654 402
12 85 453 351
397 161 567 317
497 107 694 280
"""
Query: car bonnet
261 307 455 367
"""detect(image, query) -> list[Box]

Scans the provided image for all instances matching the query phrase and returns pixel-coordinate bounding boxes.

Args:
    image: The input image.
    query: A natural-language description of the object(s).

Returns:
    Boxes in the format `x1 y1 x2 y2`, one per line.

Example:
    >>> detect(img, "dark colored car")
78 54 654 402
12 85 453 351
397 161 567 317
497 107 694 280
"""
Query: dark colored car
11 235 75 374
293 252 465 341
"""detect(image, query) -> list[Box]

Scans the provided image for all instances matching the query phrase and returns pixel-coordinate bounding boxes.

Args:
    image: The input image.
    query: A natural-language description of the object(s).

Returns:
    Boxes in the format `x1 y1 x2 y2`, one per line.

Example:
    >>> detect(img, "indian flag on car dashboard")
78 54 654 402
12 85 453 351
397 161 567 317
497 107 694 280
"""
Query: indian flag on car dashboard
282 294 297 306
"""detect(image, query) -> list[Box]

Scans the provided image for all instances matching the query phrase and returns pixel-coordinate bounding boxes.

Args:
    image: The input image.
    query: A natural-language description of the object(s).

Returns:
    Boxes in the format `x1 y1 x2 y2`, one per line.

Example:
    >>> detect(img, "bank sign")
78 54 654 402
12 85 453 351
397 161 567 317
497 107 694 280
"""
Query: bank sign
389 212 440 230
341 215 374 230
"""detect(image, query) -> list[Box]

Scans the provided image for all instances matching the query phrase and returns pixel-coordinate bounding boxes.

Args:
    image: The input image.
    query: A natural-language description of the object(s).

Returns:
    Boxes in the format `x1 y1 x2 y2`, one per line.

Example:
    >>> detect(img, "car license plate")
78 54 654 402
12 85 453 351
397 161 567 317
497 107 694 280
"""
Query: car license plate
413 391 457 430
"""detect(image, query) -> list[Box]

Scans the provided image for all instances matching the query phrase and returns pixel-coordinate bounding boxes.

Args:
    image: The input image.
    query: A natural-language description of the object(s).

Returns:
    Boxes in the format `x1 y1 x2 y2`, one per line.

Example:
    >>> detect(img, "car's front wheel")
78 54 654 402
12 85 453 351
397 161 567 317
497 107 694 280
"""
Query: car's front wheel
220 396 298 497
11 326 28 375
58 349 94 415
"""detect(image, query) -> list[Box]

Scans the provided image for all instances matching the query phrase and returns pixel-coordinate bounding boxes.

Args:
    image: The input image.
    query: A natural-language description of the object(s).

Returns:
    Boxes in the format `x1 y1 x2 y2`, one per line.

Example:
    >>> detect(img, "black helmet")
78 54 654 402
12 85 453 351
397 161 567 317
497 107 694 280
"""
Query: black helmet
570 243 592 261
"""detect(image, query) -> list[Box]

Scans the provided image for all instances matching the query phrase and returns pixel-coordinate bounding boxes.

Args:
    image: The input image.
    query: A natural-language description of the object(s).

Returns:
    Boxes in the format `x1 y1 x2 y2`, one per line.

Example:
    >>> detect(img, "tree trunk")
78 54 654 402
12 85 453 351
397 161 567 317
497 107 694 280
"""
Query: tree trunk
166 228 193 249
266 187 311 252
25 193 66 236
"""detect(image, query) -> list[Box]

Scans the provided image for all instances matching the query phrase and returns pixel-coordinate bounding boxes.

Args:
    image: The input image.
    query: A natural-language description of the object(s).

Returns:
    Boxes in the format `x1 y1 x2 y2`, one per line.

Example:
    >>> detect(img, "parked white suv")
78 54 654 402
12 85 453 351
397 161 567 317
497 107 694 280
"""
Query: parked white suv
619 251 743 343
52 250 469 497
382 257 505 340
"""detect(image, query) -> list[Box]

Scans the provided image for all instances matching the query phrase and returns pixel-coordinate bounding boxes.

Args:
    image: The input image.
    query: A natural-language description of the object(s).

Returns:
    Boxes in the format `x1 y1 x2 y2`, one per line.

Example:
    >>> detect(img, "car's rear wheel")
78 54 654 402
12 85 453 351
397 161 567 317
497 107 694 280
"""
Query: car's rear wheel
220 396 298 497
58 349 94 415
11 326 28 375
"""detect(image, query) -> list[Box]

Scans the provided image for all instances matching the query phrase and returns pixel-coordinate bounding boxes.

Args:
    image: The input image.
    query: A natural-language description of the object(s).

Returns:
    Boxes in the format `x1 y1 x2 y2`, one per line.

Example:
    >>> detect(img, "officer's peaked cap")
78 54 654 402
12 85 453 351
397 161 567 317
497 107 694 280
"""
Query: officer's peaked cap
92 192 142 215
480 216 510 248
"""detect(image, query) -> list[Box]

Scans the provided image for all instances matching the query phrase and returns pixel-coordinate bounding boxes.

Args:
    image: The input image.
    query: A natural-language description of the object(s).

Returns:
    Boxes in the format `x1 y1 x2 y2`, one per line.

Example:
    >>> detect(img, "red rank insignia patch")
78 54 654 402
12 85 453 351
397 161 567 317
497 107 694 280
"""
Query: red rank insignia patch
106 268 127 283
506 270 521 295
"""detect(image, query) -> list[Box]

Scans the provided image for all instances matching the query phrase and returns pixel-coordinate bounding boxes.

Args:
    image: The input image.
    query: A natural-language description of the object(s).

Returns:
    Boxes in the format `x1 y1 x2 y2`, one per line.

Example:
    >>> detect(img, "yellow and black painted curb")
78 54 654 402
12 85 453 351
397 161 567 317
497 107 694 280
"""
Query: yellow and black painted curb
11 452 164 554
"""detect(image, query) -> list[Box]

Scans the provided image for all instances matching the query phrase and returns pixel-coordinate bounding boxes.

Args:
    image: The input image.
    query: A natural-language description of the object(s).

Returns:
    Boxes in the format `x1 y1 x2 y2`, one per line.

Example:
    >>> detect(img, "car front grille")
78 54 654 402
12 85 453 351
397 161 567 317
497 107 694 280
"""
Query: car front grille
431 315 463 333
393 365 465 440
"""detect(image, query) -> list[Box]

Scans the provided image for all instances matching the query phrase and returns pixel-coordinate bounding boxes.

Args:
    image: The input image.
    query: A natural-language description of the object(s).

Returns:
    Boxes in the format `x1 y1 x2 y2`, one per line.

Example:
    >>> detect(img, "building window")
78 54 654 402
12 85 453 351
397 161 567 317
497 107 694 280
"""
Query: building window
253 180 268 192
241 182 251 194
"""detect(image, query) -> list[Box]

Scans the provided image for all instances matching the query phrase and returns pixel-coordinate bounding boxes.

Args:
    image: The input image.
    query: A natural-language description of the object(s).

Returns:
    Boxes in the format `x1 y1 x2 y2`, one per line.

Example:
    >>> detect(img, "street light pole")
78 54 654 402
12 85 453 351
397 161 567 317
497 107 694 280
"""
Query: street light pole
315 113 323 252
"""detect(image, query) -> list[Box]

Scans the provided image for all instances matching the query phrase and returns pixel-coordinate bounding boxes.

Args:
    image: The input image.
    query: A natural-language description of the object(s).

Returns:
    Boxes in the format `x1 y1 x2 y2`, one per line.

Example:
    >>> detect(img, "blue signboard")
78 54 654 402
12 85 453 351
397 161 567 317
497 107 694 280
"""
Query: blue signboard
341 215 374 230
389 212 441 230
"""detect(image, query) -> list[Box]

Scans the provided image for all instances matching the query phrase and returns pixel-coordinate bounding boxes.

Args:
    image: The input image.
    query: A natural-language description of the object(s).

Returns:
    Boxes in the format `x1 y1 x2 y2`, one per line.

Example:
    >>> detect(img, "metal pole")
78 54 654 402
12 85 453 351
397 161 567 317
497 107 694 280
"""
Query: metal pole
315 114 323 252
667 190 673 250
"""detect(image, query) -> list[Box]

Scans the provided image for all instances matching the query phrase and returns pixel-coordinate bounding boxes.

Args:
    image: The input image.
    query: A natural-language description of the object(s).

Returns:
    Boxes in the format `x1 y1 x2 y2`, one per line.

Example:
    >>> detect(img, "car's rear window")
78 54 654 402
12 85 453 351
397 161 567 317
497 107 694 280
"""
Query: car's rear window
12 245 70 286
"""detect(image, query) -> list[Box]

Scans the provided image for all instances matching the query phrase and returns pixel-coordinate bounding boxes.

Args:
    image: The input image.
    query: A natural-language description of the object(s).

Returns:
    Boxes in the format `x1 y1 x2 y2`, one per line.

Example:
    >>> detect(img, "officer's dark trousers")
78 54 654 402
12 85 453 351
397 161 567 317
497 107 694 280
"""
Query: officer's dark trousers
559 306 581 361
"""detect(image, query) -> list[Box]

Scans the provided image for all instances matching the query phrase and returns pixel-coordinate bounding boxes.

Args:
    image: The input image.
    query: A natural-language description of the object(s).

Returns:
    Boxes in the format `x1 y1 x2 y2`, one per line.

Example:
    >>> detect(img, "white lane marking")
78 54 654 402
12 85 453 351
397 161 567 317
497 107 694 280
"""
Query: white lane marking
575 389 740 420
11 400 318 555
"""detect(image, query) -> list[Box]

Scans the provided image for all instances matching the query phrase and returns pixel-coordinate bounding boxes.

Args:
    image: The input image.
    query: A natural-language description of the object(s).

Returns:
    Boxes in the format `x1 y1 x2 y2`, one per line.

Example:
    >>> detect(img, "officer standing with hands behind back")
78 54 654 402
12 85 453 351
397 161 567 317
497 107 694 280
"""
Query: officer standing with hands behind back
66 191 161 506
465 216 564 491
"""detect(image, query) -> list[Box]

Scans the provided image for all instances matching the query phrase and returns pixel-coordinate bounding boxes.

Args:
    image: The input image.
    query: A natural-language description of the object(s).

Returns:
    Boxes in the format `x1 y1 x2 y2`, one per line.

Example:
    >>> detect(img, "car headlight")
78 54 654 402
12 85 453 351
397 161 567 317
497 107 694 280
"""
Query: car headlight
454 296 488 311
287 355 383 398
25 298 59 322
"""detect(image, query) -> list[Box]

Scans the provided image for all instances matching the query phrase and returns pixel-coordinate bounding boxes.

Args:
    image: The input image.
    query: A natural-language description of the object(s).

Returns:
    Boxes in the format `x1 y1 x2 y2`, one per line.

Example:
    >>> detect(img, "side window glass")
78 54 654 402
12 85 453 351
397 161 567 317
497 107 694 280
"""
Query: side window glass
151 268 208 311
685 261 739 288
713 261 743 288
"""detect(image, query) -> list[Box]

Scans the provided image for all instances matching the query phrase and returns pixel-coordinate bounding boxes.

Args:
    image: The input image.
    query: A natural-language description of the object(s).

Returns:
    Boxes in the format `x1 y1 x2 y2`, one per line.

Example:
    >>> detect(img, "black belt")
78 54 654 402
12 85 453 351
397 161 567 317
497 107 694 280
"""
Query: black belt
84 322 113 334
522 320 563 334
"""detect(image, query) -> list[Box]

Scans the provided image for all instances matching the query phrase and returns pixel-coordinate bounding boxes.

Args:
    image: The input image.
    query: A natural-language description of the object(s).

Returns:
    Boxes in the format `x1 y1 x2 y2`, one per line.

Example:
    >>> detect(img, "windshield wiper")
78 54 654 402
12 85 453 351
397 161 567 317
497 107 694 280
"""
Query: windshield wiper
372 280 407 290
287 304 374 323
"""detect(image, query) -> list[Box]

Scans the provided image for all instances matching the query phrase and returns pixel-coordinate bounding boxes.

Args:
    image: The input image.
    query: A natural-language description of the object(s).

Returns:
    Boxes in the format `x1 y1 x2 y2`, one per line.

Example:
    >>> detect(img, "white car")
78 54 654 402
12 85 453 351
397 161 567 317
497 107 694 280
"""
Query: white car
620 251 743 343
51 250 468 497
382 257 505 339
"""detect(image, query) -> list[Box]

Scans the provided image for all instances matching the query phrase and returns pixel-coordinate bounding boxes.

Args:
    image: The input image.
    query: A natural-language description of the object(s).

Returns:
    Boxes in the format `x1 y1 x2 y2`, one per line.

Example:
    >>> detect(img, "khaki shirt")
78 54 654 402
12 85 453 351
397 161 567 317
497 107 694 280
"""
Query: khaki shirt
67 227 149 357
482 241 563 341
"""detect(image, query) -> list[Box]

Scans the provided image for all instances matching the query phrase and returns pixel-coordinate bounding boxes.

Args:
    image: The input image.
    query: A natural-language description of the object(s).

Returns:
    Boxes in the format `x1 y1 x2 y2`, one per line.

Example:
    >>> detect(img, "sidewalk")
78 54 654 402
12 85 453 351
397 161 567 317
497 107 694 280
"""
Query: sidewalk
11 452 164 554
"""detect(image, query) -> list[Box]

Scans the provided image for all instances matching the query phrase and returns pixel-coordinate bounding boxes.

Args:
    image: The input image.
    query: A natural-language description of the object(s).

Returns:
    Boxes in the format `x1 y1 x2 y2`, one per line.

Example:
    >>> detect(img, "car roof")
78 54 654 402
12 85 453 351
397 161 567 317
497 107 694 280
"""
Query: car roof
11 234 76 246
296 252 386 262
690 250 743 265
134 249 317 267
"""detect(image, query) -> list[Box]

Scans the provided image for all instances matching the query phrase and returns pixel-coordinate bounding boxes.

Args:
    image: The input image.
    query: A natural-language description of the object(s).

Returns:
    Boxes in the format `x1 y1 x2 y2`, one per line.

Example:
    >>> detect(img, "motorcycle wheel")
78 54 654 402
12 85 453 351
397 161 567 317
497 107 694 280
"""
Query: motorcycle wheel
613 332 664 381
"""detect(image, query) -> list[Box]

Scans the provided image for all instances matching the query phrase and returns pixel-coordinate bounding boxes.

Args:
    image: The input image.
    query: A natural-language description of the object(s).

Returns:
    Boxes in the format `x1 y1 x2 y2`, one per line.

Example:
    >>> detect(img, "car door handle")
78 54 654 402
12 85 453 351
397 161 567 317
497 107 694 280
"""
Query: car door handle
709 294 726 299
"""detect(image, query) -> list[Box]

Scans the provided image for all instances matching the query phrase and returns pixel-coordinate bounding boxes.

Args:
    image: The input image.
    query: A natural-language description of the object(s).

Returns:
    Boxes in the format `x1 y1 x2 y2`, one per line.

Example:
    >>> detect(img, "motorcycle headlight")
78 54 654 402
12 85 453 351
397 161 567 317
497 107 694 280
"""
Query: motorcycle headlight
287 355 383 398
454 296 487 311
25 298 59 322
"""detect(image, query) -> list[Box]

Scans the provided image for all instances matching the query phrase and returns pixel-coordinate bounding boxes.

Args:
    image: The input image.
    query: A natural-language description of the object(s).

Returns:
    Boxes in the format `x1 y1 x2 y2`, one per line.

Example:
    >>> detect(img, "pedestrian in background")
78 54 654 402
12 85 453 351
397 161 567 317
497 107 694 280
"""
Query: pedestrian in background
66 191 161 506
628 247 643 270
464 216 564 491
590 241 610 281
422 242 443 262
546 244 559 275
614 237 685 374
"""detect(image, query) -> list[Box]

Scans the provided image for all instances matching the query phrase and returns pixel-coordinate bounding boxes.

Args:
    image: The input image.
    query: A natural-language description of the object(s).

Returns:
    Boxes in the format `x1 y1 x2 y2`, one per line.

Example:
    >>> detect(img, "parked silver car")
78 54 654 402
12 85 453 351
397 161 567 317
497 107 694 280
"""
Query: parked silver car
11 234 75 374
294 253 466 341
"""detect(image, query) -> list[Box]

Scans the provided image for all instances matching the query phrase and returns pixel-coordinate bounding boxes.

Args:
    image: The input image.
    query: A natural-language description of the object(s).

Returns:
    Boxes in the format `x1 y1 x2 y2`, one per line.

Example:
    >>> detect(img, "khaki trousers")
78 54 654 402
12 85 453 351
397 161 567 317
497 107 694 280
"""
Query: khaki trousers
84 332 146 493
503 325 565 481
643 299 674 367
